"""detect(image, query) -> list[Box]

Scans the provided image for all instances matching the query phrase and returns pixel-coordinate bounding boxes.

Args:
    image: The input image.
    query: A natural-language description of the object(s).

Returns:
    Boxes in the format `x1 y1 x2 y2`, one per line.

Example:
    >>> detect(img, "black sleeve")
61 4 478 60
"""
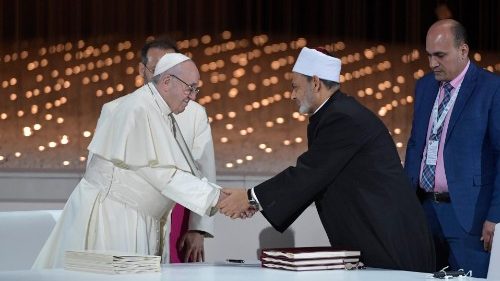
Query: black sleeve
254 109 375 232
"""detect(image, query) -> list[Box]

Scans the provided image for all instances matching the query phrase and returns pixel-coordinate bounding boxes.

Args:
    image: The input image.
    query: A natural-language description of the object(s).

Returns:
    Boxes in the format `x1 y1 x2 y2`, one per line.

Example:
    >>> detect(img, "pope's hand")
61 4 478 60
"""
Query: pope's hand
217 188 250 219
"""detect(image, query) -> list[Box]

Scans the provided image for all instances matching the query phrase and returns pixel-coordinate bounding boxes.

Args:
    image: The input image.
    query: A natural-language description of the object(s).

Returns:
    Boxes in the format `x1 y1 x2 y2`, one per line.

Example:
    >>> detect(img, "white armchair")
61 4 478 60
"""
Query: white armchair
0 210 61 271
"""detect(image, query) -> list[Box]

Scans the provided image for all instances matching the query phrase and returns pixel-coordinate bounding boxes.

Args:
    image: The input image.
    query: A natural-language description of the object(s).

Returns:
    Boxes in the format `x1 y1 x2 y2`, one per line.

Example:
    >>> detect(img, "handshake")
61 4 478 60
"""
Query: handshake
216 188 259 219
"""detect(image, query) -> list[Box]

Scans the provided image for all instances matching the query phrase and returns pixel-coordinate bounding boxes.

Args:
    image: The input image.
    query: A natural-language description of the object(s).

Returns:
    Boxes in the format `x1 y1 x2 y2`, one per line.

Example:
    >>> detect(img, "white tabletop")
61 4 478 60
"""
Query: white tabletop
0 262 486 281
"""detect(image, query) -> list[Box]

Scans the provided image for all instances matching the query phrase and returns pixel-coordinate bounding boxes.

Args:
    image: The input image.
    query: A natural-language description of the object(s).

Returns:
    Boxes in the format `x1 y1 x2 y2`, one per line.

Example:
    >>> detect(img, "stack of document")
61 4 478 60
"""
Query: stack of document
64 250 161 274
260 247 362 271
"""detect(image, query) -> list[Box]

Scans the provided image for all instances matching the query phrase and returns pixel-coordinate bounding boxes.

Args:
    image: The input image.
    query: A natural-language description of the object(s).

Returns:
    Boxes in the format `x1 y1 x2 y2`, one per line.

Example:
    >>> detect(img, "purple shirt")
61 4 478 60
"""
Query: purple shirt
420 61 470 193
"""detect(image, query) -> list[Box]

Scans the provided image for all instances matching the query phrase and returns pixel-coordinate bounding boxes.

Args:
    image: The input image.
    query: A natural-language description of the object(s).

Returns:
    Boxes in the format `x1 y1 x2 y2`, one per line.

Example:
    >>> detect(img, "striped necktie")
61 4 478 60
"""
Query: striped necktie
420 82 454 191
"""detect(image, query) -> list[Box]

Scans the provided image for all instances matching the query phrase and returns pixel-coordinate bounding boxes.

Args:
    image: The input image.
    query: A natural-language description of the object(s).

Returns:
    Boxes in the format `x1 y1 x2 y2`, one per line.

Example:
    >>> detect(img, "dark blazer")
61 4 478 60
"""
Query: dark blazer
255 91 435 272
404 62 500 233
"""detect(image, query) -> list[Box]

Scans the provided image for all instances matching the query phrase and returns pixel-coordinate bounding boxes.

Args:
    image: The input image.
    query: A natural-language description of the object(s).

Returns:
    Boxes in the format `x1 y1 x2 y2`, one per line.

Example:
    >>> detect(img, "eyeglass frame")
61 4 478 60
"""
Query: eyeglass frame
143 63 200 96
143 64 154 75
168 74 200 96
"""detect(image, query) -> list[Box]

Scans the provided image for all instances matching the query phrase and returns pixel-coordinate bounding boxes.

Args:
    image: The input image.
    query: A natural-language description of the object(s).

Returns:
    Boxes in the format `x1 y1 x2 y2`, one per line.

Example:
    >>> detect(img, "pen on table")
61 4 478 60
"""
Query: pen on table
226 259 245 263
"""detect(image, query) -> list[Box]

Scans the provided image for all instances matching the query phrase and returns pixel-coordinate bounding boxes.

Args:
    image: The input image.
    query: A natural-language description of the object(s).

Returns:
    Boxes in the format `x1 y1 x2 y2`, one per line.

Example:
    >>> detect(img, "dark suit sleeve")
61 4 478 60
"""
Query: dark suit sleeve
487 85 500 222
404 80 424 188
254 111 376 232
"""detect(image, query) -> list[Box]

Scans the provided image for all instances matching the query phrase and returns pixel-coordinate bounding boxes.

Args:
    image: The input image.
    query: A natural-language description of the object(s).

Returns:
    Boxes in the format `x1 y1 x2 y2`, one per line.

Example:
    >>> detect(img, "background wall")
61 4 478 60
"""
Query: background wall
1 0 498 51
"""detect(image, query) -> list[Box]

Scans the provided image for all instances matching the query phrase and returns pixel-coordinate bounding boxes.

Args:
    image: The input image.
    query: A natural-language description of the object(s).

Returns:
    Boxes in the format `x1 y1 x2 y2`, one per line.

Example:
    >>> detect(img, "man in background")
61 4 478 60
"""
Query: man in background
404 19 499 278
139 37 217 263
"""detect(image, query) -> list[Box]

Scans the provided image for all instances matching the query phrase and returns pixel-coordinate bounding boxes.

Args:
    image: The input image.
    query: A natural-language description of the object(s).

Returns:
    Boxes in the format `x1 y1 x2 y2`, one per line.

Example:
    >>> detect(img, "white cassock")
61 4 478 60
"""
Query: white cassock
171 96 216 237
32 83 220 269
92 85 217 237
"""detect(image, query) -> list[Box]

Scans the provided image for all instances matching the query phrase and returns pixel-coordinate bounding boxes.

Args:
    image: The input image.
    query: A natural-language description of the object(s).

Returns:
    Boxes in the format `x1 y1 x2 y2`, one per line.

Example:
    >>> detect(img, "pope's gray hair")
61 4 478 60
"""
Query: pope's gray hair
151 72 168 85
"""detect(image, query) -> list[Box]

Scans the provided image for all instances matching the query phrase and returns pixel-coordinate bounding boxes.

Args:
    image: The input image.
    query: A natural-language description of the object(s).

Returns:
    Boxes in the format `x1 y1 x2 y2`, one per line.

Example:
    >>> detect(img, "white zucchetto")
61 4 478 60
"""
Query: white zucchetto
154 53 191 76
292 47 341 83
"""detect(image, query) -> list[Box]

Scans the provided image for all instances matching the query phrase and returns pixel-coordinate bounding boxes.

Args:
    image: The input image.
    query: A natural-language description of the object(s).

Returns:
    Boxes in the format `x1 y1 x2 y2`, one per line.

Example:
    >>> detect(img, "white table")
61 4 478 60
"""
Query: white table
0 263 485 281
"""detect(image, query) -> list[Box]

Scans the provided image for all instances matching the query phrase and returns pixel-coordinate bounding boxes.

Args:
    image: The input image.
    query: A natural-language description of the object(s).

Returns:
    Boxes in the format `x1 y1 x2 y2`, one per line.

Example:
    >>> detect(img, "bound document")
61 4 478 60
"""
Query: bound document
260 247 362 271
64 250 161 274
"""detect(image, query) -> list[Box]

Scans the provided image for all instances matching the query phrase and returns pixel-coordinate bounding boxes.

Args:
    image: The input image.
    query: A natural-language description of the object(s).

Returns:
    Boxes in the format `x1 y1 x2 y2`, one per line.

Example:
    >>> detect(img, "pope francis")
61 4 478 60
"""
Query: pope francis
33 53 224 268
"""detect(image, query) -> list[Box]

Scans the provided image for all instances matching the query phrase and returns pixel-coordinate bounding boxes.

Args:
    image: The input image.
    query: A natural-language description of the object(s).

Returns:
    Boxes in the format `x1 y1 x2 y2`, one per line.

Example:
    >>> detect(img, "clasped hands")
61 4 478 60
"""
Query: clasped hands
216 188 258 219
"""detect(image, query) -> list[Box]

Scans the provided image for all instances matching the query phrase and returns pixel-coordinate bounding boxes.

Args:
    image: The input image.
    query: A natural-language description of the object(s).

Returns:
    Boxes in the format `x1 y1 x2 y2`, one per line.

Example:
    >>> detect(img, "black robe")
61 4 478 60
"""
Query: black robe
254 91 435 272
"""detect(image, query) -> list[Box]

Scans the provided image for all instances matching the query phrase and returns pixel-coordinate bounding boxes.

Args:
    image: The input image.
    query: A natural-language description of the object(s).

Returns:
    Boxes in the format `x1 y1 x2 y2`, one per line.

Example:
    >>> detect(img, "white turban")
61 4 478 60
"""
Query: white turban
154 53 190 76
292 47 341 83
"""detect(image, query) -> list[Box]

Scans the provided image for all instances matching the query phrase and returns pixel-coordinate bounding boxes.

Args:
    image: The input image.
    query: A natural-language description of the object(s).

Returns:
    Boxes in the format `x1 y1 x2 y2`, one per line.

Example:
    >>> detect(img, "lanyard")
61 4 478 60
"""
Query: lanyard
430 83 461 136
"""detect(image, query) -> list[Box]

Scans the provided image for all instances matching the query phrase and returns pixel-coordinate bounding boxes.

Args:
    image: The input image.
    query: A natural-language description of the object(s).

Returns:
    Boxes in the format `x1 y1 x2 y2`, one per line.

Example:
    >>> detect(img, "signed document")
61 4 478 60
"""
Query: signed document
64 250 160 274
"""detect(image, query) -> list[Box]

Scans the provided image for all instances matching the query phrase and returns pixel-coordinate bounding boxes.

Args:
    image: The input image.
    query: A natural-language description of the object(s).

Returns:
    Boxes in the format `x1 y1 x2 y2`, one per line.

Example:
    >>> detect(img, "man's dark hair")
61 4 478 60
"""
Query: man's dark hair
450 21 468 47
140 36 179 65
305 46 340 90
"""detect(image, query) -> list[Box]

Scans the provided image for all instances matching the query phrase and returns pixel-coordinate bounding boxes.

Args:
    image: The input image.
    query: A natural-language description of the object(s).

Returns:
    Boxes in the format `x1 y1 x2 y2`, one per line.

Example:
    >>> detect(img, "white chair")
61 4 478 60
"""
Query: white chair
0 210 61 271
488 223 500 280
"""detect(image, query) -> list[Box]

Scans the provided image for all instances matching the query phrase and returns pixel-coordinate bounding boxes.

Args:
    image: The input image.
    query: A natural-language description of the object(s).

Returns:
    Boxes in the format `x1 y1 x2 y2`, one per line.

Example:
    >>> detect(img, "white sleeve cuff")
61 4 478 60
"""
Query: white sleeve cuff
251 188 260 204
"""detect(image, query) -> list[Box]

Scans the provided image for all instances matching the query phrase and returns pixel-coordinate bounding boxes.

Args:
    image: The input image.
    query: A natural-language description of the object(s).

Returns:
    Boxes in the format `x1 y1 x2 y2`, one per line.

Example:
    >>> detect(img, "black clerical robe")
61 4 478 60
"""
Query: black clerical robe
254 91 435 272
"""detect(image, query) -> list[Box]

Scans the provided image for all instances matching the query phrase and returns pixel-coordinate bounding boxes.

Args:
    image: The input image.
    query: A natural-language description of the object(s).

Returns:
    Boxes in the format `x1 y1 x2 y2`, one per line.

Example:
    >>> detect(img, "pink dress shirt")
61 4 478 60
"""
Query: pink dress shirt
420 61 470 193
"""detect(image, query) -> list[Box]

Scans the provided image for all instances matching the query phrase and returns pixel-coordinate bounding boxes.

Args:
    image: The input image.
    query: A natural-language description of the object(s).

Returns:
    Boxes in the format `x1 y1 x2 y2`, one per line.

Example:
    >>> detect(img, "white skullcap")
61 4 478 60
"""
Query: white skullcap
292 47 341 82
154 53 190 76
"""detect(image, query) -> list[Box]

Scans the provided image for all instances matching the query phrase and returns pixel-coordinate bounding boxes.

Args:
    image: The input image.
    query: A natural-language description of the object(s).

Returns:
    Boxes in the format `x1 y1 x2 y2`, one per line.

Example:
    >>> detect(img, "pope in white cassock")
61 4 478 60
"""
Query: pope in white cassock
33 53 224 268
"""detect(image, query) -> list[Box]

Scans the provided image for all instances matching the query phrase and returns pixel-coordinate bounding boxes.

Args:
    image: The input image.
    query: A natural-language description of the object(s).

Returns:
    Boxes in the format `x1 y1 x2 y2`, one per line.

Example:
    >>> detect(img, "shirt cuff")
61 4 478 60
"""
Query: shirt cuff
251 188 262 211
251 188 260 204
210 187 221 207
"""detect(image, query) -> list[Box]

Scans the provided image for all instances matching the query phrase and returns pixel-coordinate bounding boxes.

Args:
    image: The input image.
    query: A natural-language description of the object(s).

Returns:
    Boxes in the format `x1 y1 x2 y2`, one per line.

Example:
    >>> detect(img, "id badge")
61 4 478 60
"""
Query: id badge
425 140 439 166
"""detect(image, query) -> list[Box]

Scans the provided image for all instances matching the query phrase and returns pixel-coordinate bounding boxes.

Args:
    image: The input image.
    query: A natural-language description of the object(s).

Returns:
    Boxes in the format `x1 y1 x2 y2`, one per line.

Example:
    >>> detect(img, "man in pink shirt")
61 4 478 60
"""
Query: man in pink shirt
405 19 500 278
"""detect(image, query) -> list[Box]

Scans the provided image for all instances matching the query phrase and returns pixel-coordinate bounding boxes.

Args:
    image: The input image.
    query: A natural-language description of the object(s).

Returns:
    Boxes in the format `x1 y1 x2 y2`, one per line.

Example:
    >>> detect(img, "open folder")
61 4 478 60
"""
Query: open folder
64 250 161 274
